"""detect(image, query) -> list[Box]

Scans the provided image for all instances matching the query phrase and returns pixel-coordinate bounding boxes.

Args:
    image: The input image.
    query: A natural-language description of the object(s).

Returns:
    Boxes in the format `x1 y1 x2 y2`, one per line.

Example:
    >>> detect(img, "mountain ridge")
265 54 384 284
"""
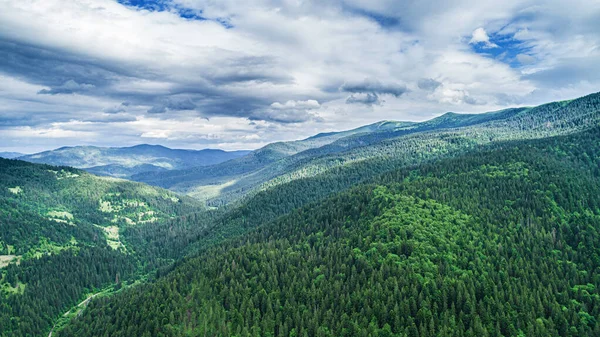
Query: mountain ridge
134 92 600 205
17 145 251 179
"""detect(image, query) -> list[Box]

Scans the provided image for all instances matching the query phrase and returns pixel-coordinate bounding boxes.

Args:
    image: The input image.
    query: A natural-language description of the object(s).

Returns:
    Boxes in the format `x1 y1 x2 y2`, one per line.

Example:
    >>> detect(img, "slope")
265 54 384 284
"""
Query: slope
0 159 204 337
57 127 600 337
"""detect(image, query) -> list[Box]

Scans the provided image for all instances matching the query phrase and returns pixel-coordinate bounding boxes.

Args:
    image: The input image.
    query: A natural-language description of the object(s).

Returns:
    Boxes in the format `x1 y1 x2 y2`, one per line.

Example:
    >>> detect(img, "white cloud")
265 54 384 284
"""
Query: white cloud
469 28 498 48
516 54 536 65
270 100 320 110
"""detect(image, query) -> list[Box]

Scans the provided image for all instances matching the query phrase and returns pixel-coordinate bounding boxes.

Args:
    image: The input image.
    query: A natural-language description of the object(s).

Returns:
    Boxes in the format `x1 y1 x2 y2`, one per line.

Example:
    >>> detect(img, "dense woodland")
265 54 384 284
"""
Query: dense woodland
0 161 202 337
56 127 600 336
2 93 600 336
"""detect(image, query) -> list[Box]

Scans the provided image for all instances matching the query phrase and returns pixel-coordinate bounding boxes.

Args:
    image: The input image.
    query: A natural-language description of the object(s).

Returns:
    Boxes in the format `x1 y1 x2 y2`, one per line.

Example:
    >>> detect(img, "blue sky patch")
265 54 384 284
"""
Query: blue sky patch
342 5 405 30
471 32 533 68
117 0 172 12
116 0 233 27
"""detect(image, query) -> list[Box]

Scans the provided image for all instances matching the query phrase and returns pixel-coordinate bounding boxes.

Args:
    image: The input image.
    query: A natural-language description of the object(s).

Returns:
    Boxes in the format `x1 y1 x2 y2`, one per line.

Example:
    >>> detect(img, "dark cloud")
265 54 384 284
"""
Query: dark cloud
103 102 129 114
147 97 197 114
417 78 441 91
206 55 294 85
0 38 124 89
345 93 382 106
166 98 197 110
340 78 408 97
147 105 167 114
463 95 486 105
0 37 297 123
0 113 41 127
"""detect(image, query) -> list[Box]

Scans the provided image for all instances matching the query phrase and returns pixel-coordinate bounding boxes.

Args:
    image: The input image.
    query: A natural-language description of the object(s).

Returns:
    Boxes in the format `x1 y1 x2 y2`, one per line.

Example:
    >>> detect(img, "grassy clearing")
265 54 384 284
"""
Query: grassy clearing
1 280 26 295
99 200 114 213
187 179 238 201
7 186 22 194
46 211 76 225
48 218 76 226
95 225 125 251
56 171 79 180
23 237 78 260
47 169 80 179
100 197 160 226
47 211 74 220
0 255 20 268
162 194 179 202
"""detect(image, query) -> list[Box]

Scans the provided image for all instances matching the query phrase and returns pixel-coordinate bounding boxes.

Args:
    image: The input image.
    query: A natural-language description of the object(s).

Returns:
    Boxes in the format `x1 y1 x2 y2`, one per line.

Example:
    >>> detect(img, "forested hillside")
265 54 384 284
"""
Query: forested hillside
3 93 600 337
0 159 204 337
56 126 600 336
134 93 600 206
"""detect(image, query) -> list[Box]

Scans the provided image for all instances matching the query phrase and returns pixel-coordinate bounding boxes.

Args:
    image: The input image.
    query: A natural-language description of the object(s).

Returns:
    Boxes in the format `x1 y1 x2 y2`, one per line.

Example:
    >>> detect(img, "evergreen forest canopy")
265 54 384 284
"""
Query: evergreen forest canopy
1 91 600 336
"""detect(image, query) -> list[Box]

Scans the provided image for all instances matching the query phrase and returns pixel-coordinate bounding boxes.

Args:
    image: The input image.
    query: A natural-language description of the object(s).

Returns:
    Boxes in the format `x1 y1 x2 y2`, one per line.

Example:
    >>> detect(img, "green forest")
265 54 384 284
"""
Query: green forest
56 127 600 336
0 160 203 336
2 93 600 337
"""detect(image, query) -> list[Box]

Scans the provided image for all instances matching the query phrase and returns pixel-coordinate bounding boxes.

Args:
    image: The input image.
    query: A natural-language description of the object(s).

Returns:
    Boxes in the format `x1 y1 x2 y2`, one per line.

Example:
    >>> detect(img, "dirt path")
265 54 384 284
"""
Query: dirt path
48 292 99 337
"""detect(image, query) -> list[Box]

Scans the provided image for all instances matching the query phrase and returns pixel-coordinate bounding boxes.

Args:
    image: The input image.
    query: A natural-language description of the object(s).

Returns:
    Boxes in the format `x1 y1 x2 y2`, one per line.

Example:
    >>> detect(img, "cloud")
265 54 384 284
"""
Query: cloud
250 99 322 123
469 28 499 48
346 93 382 106
418 78 442 91
103 102 130 114
515 53 536 65
147 97 197 114
37 80 95 95
341 79 408 97
270 100 320 110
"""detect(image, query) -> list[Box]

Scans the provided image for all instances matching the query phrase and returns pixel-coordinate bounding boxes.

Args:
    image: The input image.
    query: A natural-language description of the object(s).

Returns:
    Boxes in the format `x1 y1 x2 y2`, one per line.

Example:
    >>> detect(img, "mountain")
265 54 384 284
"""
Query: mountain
133 121 414 202
18 145 250 178
56 126 600 337
0 152 24 159
0 158 206 337
135 93 600 206
4 92 600 337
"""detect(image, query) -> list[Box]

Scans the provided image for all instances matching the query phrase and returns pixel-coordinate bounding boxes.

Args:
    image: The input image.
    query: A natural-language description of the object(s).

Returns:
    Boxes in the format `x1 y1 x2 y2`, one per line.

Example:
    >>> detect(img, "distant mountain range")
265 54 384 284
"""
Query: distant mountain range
133 92 600 205
132 120 414 202
16 144 250 178
11 92 600 208
0 152 24 159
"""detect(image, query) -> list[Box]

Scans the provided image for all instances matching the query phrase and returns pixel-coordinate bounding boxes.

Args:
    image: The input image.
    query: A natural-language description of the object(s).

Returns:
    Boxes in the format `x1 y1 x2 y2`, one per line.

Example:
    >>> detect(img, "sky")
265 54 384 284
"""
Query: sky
0 0 599 153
